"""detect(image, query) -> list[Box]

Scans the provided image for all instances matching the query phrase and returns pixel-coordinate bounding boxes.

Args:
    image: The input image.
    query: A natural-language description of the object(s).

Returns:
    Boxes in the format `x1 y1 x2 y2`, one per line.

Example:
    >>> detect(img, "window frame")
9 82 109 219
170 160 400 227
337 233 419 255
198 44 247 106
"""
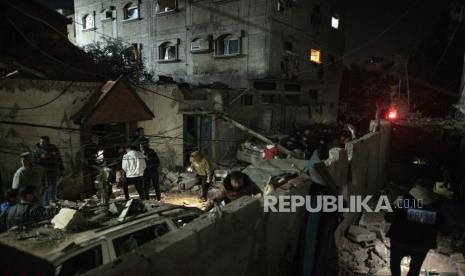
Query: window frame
155 0 177 14
54 244 104 276
158 42 178 62
215 34 241 57
111 222 170 258
82 13 95 30
123 3 140 21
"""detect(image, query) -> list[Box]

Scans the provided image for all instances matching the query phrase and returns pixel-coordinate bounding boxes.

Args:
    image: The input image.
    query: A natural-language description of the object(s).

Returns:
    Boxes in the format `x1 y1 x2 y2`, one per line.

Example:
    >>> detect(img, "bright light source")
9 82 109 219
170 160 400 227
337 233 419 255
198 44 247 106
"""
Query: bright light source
387 109 398 120
331 16 339 29
310 49 321 63
187 167 193 173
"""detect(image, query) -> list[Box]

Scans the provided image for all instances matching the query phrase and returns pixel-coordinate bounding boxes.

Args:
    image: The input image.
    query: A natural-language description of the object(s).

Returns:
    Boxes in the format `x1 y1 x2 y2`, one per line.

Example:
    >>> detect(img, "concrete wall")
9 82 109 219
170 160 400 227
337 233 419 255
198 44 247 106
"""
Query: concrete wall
137 84 184 168
0 78 96 190
332 121 391 244
86 181 311 276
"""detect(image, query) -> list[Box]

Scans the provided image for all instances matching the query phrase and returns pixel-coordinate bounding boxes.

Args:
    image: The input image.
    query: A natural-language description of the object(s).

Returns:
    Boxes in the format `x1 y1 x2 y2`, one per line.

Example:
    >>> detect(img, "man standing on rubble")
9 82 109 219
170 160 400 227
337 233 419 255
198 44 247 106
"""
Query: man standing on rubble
387 180 443 276
32 136 64 205
189 151 214 202
122 146 147 200
141 144 161 201
12 152 46 206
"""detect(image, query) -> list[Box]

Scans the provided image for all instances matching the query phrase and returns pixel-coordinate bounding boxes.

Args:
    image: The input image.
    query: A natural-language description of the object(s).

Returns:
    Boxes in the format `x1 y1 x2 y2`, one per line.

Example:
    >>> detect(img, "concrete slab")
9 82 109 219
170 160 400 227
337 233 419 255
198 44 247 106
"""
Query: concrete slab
51 208 88 230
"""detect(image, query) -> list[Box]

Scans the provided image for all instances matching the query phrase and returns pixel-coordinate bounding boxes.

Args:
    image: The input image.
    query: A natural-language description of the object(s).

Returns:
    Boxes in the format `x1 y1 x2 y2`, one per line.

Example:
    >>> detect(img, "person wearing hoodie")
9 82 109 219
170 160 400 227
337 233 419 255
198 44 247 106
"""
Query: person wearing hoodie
122 146 147 200
387 180 443 276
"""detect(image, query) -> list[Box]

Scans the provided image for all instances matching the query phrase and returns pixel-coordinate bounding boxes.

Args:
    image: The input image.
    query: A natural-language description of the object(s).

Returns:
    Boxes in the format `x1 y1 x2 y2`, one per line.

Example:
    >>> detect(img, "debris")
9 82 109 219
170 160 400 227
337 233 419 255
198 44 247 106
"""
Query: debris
179 175 197 190
108 202 122 215
51 208 88 231
347 225 376 243
118 199 146 222
451 253 465 264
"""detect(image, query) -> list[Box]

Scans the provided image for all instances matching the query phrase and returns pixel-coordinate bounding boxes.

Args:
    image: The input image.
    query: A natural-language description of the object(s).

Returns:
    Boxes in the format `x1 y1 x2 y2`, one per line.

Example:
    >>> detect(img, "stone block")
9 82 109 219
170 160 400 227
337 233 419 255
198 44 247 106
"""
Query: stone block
347 225 376 243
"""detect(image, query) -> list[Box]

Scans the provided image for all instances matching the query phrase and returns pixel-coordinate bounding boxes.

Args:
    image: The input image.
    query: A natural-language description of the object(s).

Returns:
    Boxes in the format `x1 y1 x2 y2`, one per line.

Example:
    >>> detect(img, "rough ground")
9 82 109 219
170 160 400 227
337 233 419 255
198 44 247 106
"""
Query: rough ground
338 202 465 276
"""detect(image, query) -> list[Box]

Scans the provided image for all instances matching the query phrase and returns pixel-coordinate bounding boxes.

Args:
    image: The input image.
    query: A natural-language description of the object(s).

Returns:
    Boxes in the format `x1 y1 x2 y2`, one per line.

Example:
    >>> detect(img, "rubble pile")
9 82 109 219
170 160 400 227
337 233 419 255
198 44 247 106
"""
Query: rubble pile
339 210 465 275
339 211 392 275
161 168 198 191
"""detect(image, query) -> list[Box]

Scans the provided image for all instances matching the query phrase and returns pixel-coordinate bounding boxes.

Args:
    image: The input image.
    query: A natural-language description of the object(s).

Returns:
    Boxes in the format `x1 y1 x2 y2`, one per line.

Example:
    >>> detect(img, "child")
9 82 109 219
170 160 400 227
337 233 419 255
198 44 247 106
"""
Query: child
1 189 18 213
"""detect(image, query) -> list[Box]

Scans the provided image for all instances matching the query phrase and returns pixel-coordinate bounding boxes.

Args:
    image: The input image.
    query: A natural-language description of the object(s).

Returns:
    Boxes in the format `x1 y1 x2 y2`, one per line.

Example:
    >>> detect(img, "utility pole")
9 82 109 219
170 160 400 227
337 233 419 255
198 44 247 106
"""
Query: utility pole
220 115 295 158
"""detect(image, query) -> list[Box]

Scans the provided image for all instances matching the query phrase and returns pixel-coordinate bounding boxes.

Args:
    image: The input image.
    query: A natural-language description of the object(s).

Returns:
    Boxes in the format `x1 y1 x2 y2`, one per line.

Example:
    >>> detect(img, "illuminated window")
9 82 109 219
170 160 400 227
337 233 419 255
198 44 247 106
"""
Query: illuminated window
310 49 321 63
331 16 339 29
124 3 139 20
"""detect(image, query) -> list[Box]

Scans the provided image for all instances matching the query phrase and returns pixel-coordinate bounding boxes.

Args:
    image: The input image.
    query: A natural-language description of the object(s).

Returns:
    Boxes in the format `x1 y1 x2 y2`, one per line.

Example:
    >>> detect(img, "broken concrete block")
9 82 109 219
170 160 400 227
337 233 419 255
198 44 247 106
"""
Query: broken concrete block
374 240 389 261
165 172 180 183
359 212 386 226
451 253 465 264
347 225 376 243
51 208 88 230
108 203 121 215
179 177 198 190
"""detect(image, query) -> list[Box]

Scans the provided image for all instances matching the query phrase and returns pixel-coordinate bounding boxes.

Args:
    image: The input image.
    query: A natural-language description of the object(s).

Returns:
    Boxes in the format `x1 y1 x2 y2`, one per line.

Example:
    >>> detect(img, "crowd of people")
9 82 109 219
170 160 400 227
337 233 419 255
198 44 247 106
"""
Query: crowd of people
263 124 354 161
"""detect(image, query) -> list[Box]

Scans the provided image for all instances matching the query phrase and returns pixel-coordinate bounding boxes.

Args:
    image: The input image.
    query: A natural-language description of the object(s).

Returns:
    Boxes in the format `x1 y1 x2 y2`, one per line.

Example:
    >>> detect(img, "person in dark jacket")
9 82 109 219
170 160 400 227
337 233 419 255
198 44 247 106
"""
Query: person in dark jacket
6 185 59 229
141 144 161 200
387 180 442 276
32 136 64 205
206 171 261 210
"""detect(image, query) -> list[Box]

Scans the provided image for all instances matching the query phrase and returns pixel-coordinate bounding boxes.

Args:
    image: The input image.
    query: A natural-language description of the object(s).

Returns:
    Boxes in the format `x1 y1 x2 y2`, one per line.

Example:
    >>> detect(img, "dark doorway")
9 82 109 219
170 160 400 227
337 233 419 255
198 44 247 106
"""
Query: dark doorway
183 114 212 166
92 123 128 148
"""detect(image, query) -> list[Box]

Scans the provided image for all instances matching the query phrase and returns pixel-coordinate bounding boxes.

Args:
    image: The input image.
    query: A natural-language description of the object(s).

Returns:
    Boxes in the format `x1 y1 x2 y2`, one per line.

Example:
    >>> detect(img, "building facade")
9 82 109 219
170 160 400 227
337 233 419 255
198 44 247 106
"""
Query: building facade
73 0 345 122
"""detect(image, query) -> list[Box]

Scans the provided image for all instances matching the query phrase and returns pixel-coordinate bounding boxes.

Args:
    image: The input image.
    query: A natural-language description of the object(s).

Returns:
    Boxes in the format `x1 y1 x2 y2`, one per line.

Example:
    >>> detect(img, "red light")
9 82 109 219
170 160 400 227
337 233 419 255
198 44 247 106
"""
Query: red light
387 109 397 120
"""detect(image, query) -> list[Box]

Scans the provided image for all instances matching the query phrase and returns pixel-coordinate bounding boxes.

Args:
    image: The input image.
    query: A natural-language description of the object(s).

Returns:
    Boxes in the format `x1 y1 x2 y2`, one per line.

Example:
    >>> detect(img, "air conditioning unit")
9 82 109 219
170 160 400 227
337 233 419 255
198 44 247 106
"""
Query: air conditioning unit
190 38 210 52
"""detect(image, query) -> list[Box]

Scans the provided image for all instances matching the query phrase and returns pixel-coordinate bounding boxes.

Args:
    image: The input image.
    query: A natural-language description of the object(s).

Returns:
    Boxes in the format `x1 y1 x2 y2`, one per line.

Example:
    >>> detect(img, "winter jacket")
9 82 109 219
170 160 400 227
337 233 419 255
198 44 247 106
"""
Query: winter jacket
122 150 147 178
6 202 59 229
387 191 442 250
190 157 213 181
32 143 64 174
12 165 46 205
142 148 160 176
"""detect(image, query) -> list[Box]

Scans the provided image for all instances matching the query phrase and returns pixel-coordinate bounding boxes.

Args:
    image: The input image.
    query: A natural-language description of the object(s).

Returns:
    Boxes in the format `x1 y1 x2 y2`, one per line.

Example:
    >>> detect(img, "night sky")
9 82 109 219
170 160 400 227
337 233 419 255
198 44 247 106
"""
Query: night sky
38 0 448 66
344 0 449 65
